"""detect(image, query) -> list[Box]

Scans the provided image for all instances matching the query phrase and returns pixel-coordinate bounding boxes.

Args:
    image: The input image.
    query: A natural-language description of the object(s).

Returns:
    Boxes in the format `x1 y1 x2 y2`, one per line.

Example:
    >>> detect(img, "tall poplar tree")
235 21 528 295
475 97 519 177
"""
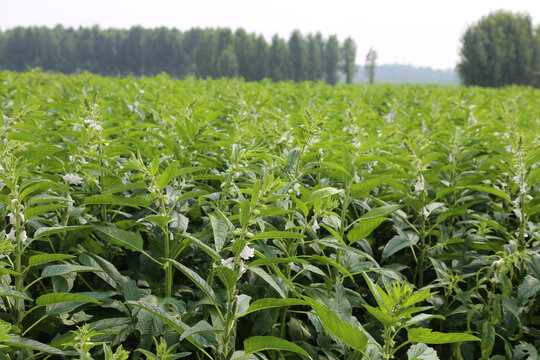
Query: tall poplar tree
342 37 357 84
324 35 341 85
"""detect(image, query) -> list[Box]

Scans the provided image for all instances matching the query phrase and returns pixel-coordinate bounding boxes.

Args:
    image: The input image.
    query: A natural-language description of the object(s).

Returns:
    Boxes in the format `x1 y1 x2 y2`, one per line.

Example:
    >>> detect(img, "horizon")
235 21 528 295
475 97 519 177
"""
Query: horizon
1 0 539 70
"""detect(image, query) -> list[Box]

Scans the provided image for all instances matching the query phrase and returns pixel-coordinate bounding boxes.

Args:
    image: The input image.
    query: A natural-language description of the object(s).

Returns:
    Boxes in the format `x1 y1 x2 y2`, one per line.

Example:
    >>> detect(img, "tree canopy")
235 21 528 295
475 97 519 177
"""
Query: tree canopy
458 11 540 87
0 26 357 84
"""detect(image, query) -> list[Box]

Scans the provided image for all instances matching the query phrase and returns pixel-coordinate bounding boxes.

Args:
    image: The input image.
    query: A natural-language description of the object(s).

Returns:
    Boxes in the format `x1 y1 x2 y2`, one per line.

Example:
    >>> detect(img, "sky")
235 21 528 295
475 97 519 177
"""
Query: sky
1 0 539 70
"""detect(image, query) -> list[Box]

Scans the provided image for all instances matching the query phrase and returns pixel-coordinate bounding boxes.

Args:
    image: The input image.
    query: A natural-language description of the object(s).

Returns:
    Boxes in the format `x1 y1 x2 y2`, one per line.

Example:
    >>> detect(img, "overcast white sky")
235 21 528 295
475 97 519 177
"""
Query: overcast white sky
1 0 539 69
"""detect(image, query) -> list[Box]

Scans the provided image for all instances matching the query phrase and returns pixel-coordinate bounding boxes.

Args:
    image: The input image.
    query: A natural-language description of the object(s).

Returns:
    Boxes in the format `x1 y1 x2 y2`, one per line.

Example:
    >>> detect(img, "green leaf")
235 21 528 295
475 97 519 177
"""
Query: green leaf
167 259 218 307
5 337 66 355
182 233 221 263
92 225 143 252
408 328 480 344
24 204 65 220
310 255 353 279
360 205 402 220
465 185 510 202
481 321 495 359
249 267 286 298
309 187 342 201
249 257 308 267
240 298 307 317
243 336 311 359
351 177 391 198
251 231 305 240
41 265 99 278
306 299 368 353
34 225 90 239
210 214 228 252
84 195 149 208
35 293 102 306
179 320 220 343
215 266 237 293
348 217 387 244
382 235 417 261
28 254 75 267
0 287 32 301
240 199 250 228
363 304 395 327
156 161 178 190
407 343 439 360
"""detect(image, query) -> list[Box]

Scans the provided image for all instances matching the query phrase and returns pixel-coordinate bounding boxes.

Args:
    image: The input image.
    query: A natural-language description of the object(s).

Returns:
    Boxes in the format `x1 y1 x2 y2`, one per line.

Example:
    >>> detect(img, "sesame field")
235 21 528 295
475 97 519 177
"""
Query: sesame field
0 71 539 360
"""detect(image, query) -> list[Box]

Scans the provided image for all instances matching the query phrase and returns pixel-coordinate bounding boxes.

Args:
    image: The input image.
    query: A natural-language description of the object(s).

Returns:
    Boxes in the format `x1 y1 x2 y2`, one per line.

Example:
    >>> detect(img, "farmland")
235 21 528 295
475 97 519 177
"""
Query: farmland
0 70 538 359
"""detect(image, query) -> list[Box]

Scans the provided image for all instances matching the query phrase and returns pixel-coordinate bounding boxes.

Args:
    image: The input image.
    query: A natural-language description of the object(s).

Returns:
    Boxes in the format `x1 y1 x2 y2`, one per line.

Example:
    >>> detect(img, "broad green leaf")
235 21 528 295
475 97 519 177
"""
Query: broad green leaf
179 320 220 342
360 204 402 220
465 185 510 202
243 336 310 359
407 343 439 360
93 225 143 252
35 293 102 306
84 195 149 208
0 287 32 301
481 321 495 359
348 217 387 244
182 233 221 263
306 299 368 353
215 266 237 293
167 259 218 307
240 298 307 317
24 204 65 220
251 231 305 240
310 255 353 279
41 265 100 278
408 328 480 344
382 235 417 261
28 254 75 267
351 177 391 198
363 304 395 327
210 214 228 252
156 161 178 190
240 199 250 228
5 337 66 355
249 257 308 267
309 187 342 201
34 225 90 239
249 267 286 298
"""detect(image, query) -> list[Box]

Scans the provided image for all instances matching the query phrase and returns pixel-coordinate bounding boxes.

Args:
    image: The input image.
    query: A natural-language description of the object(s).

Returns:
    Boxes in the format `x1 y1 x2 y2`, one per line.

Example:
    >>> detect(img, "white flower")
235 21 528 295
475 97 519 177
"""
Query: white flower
421 207 429 217
519 184 527 195
513 208 522 219
353 172 361 183
67 195 74 206
21 230 27 245
312 219 320 231
240 245 254 260
6 229 16 240
505 145 514 154
8 212 15 224
221 257 233 266
293 183 301 196
414 180 425 193
353 140 362 149
63 173 83 185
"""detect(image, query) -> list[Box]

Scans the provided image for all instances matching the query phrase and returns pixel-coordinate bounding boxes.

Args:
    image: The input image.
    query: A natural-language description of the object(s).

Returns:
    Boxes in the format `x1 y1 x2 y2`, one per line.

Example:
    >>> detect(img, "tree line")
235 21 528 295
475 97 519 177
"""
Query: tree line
459 11 540 88
0 26 357 84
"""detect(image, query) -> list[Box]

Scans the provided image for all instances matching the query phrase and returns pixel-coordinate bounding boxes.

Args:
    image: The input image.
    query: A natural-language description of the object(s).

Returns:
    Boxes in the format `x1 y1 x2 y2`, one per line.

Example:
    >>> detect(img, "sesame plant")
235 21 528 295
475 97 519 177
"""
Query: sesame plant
0 71 538 360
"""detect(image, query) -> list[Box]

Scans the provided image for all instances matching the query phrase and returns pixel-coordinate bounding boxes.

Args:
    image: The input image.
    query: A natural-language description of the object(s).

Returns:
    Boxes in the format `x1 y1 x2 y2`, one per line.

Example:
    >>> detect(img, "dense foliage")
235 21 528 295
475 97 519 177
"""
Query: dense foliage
458 11 540 88
0 70 539 360
0 26 355 84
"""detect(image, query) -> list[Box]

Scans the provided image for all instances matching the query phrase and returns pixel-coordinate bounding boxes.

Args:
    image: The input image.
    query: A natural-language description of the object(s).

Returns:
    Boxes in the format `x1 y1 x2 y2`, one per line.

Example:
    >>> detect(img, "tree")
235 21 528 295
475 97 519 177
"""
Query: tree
324 35 341 85
233 28 256 80
458 11 538 87
342 37 357 84
269 35 289 82
306 33 323 81
194 30 217 78
288 30 308 81
252 35 269 81
365 48 377 85
217 45 239 78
